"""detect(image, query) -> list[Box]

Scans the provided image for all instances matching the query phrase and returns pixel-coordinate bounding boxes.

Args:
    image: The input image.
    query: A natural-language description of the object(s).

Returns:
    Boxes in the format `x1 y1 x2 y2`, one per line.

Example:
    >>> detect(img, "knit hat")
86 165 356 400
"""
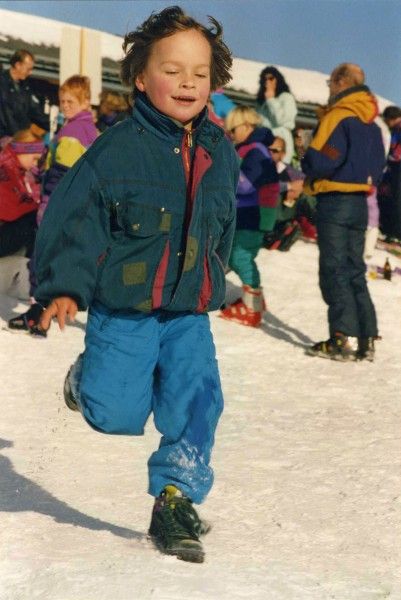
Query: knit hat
10 140 45 154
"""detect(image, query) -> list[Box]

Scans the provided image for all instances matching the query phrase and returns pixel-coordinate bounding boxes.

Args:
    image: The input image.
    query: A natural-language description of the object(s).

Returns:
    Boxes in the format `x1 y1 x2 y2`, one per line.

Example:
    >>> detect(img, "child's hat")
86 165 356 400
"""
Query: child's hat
10 140 45 154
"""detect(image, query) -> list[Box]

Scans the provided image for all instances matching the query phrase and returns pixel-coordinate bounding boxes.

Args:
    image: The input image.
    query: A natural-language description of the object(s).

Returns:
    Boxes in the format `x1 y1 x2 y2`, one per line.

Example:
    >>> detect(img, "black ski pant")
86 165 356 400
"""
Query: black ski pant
0 211 37 258
316 193 378 338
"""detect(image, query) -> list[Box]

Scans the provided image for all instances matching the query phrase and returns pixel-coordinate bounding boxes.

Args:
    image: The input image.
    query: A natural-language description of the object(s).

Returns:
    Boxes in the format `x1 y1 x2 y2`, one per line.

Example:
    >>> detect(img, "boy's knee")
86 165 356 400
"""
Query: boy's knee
80 392 150 435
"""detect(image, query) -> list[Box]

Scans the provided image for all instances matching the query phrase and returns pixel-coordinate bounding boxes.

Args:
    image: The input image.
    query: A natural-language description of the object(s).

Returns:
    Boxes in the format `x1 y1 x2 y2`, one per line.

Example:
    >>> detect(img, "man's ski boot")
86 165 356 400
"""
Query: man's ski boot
356 336 376 362
148 485 209 563
8 303 47 337
306 332 356 361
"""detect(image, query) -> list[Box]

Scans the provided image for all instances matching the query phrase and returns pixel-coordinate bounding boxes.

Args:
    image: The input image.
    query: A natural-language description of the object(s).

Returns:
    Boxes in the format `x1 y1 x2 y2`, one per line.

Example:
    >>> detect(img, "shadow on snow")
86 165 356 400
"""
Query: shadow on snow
0 438 144 541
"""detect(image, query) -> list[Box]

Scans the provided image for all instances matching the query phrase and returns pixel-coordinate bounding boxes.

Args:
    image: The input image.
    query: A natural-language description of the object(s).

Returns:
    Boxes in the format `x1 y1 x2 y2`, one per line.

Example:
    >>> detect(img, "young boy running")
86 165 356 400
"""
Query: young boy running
35 6 238 563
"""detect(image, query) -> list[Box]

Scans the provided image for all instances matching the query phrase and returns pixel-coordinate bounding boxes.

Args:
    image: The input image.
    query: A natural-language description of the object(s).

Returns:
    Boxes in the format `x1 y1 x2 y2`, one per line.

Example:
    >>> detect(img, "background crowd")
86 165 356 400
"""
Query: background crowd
0 48 400 359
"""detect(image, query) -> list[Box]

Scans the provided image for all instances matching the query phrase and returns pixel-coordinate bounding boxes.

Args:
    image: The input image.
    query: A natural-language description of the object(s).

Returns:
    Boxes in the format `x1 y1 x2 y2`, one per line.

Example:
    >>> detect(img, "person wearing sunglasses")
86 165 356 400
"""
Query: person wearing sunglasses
302 63 386 361
256 66 297 163
262 136 316 250
220 106 279 327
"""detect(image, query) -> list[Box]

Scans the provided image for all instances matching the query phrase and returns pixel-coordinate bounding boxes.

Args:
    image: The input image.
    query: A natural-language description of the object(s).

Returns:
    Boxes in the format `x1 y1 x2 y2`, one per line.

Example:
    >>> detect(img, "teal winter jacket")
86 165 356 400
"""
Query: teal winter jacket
35 93 239 314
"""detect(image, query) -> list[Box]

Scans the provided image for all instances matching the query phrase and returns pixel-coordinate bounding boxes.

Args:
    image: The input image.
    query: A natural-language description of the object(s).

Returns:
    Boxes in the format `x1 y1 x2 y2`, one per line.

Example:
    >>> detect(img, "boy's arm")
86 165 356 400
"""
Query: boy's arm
215 152 239 266
35 156 110 312
302 117 347 180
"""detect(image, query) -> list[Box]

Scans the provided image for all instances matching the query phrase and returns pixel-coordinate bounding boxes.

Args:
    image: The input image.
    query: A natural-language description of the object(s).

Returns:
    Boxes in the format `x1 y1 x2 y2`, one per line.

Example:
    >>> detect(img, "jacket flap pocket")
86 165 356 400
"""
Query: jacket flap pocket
122 202 170 237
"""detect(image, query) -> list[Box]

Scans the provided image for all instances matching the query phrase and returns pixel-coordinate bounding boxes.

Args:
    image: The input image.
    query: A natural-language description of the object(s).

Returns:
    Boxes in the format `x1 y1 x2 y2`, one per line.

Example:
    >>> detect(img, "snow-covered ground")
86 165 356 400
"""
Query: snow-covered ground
1 240 400 600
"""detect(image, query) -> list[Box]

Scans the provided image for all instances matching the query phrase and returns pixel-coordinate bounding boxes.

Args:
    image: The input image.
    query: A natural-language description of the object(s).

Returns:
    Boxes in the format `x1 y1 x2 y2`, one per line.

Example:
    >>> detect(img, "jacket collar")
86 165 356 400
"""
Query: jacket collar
236 126 275 151
132 92 225 154
328 85 378 123
329 84 370 106
65 110 94 125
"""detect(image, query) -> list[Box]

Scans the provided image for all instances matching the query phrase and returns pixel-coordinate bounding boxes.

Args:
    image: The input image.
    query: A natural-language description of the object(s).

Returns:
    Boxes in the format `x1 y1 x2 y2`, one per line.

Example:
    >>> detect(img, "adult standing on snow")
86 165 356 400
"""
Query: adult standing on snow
256 66 297 163
378 105 401 242
0 49 49 139
302 63 386 361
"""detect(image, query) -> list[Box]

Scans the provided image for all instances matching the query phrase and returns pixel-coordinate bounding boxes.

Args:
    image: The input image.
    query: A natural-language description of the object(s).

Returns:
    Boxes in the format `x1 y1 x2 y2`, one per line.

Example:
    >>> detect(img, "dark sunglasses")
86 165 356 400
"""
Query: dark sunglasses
269 148 283 153
265 75 275 81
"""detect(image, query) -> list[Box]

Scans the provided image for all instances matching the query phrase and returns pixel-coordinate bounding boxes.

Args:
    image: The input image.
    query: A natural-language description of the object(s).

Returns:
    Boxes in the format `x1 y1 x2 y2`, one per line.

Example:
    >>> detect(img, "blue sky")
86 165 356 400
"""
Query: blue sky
1 0 400 104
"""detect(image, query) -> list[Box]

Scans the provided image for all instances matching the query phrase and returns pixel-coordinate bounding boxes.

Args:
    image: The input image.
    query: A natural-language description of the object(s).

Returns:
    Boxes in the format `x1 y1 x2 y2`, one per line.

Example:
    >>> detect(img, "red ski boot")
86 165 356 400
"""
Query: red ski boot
220 285 265 327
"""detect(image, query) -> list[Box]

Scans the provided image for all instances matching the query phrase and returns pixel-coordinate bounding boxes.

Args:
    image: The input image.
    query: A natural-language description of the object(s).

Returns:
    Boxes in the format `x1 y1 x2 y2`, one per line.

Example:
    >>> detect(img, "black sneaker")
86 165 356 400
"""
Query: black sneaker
63 365 79 411
148 485 207 563
356 337 375 362
277 221 302 252
8 303 47 337
306 332 355 361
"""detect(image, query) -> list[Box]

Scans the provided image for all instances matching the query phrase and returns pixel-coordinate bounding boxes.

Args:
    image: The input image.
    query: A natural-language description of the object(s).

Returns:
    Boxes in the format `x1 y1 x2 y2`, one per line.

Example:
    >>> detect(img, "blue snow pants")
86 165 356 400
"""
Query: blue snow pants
71 302 224 504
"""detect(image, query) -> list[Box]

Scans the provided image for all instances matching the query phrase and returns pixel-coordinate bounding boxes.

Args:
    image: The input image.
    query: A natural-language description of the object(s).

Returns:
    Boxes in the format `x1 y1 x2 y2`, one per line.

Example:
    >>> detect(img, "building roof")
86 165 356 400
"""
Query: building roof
0 7 394 112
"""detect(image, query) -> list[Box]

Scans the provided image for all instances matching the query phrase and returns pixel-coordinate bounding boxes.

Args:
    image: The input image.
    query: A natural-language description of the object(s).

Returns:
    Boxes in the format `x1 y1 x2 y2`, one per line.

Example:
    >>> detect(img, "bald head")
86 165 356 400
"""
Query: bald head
332 63 364 86
328 63 365 100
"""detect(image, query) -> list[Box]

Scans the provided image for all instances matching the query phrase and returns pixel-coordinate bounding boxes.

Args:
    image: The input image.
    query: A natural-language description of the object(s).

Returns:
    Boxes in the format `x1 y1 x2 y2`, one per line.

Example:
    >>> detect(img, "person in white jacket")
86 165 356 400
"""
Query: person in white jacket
256 66 297 163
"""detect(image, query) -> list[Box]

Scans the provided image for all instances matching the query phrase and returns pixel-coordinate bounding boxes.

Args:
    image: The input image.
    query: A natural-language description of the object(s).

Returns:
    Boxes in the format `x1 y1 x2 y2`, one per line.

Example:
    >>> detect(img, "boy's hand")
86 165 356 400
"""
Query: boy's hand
40 297 78 331
264 79 276 99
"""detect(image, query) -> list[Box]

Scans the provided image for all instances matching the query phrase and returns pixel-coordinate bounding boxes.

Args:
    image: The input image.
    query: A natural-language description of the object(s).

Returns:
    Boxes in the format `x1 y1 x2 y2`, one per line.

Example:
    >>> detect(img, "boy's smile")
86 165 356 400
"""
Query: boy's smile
135 29 211 127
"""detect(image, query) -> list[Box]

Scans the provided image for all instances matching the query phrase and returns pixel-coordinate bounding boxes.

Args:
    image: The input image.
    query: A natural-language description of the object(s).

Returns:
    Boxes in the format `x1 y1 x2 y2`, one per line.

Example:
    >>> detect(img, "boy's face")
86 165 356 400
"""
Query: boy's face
17 152 41 171
135 29 211 127
60 91 90 121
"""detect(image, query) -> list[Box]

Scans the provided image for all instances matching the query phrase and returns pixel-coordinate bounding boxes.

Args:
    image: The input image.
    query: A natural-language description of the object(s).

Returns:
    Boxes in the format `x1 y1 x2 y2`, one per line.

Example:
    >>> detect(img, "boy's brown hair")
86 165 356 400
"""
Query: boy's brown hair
120 5 232 98
59 75 91 104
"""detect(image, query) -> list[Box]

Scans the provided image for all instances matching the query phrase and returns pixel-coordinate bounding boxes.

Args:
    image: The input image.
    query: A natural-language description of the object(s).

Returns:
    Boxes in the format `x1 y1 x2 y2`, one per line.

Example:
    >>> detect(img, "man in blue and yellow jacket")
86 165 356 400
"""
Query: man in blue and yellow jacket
302 63 386 361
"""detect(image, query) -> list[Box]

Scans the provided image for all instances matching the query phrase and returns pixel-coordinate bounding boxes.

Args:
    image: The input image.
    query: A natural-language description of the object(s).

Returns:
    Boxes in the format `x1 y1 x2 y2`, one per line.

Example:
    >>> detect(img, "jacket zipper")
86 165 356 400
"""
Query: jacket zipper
182 129 192 181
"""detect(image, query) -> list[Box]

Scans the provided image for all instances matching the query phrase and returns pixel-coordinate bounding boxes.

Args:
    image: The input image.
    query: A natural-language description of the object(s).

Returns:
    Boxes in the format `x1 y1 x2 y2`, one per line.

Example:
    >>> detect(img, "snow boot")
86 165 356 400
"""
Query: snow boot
356 337 375 362
148 485 207 563
263 221 301 251
7 303 47 337
306 332 356 361
63 363 79 411
277 221 302 252
219 285 265 327
298 216 317 242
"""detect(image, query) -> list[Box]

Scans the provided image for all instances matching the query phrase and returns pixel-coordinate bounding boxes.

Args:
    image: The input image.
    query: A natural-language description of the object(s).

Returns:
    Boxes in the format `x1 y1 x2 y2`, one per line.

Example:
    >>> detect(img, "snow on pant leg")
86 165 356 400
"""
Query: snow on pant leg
78 303 159 435
317 219 361 337
148 313 223 504
228 230 264 288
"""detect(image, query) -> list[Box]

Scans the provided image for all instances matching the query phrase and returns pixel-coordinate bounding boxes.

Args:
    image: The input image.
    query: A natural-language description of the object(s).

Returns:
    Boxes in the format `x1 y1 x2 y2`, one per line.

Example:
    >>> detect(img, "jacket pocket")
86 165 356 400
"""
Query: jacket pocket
120 201 171 238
